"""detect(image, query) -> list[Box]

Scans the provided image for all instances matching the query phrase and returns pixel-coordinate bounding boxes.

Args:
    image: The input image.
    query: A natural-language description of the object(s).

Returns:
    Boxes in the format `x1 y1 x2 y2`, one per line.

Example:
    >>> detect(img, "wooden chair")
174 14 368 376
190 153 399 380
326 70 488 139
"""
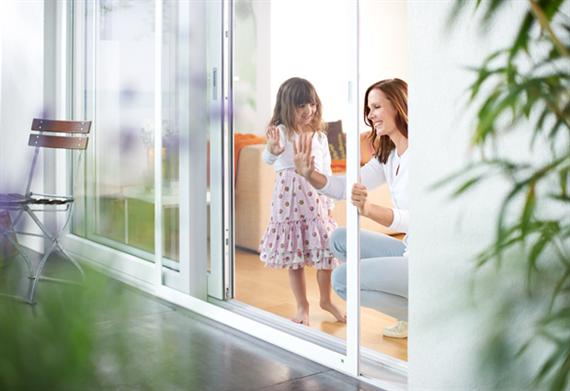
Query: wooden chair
0 119 91 304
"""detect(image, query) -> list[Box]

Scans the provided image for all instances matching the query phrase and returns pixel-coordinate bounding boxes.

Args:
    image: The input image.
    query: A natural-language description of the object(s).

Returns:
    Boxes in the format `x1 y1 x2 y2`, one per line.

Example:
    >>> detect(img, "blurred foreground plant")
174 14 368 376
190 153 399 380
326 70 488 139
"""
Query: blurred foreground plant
0 266 163 390
439 1 569 390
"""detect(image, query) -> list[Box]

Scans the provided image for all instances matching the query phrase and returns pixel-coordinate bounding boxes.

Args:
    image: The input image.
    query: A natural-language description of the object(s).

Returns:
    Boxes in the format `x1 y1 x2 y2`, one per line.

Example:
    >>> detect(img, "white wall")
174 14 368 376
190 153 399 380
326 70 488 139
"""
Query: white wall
233 0 408 135
0 0 46 252
270 0 351 128
409 1 534 389
359 0 408 133
0 0 45 193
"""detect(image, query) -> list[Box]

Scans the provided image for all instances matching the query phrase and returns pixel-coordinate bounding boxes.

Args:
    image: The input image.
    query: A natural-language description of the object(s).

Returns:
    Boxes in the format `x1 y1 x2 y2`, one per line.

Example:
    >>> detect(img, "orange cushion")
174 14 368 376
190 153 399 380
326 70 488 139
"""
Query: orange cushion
234 133 266 171
331 131 375 173
331 159 346 173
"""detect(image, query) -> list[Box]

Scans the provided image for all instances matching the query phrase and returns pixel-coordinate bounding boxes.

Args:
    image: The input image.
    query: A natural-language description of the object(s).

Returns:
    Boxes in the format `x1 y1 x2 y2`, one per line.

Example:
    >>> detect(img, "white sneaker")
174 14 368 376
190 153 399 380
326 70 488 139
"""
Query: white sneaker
383 320 408 338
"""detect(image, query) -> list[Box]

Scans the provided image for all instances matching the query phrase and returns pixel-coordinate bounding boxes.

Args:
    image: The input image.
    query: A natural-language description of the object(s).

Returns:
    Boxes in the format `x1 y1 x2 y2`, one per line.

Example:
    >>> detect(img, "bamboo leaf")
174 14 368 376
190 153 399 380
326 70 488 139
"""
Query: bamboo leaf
540 0 565 20
452 176 484 197
551 350 570 391
508 11 535 62
520 182 536 237
430 162 484 191
535 345 564 382
540 307 570 325
560 166 569 199
548 193 570 202
549 269 570 312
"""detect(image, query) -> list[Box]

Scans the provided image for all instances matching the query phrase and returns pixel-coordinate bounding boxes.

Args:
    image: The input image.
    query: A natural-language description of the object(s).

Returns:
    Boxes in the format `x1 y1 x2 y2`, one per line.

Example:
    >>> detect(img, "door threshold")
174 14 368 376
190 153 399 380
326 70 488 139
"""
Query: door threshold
211 297 407 377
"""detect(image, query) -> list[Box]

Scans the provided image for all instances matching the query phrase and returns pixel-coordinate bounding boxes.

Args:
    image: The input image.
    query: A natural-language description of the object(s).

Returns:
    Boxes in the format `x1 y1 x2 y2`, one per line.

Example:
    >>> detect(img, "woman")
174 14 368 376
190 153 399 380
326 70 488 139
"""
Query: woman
293 78 409 338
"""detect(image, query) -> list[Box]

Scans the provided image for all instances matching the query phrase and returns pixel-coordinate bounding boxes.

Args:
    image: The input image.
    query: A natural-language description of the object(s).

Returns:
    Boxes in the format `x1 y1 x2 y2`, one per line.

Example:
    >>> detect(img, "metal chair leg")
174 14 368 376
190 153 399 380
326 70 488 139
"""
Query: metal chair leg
25 208 85 304
1 230 34 277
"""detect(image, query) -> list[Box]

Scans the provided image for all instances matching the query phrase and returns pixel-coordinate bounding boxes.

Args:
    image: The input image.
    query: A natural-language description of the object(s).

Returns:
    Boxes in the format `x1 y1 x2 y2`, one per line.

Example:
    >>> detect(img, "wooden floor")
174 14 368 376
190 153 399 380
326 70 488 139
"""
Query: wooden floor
235 248 407 361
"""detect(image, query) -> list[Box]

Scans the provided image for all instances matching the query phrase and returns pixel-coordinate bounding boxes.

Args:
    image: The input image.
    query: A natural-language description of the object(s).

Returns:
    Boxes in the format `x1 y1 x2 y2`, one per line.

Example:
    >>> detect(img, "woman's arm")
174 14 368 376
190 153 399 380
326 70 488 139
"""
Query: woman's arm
389 208 410 233
351 183 409 232
351 183 393 226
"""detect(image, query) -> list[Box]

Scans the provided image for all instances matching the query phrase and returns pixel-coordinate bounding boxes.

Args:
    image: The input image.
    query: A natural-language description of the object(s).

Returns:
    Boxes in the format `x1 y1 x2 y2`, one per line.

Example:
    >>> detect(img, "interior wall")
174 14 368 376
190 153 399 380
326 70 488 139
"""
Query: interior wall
0 0 45 193
408 1 537 389
233 0 408 136
0 0 46 252
359 0 408 133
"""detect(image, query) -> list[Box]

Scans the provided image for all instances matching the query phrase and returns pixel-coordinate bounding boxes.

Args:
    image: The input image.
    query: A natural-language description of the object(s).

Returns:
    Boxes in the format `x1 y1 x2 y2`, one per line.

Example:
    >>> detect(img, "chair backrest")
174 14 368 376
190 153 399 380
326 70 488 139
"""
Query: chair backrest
28 119 91 150
25 119 92 195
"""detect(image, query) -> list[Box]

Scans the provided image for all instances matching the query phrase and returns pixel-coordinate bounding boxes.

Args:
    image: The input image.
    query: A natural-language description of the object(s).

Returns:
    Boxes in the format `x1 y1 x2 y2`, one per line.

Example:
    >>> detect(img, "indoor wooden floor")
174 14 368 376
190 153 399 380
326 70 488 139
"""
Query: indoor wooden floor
235 248 407 361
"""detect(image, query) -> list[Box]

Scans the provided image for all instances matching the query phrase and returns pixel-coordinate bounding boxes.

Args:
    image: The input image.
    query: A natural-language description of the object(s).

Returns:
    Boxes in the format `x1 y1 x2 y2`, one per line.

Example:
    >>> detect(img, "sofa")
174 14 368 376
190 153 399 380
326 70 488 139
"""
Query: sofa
235 144 399 252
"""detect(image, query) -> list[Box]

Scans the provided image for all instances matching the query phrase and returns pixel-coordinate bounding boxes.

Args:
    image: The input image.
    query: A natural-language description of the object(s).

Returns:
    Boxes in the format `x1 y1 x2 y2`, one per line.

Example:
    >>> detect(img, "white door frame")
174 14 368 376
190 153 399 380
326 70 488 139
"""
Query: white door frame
60 0 407 389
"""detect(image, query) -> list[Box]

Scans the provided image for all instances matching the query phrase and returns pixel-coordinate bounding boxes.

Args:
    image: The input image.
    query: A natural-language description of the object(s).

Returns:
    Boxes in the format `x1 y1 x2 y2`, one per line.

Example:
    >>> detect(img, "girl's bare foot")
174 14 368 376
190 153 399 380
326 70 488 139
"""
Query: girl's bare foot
320 301 346 323
292 305 310 325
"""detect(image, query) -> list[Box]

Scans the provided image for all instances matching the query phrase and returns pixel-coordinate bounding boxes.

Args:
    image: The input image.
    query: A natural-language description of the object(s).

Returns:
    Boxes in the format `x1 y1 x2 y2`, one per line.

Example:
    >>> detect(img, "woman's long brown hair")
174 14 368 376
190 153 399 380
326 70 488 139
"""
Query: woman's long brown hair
364 78 408 163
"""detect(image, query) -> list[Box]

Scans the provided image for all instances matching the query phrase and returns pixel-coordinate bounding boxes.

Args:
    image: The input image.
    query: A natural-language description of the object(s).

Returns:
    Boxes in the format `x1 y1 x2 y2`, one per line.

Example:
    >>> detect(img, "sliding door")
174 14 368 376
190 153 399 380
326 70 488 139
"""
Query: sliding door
67 0 408 385
70 0 215 295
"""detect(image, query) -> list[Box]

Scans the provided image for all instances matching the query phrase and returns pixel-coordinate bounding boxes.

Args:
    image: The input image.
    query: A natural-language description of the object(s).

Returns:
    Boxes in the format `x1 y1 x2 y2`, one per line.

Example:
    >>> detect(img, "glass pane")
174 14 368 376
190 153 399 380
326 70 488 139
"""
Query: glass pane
161 0 181 265
233 0 350 353
359 0 409 369
78 0 157 261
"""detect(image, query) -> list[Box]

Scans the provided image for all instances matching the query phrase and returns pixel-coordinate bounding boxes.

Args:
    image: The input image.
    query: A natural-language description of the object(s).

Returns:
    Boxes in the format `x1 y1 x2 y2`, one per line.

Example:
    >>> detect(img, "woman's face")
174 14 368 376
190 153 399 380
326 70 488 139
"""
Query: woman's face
367 89 397 137
294 102 316 128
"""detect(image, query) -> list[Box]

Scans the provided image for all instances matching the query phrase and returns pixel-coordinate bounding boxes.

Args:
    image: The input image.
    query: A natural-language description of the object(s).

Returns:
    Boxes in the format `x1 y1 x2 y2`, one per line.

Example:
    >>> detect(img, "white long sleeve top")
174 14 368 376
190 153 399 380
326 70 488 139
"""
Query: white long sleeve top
319 148 410 235
263 124 334 209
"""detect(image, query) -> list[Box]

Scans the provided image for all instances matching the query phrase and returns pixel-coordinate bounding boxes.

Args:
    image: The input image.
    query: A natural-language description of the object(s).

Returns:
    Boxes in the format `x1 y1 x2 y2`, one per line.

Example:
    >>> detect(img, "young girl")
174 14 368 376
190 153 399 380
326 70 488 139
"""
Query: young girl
259 77 345 326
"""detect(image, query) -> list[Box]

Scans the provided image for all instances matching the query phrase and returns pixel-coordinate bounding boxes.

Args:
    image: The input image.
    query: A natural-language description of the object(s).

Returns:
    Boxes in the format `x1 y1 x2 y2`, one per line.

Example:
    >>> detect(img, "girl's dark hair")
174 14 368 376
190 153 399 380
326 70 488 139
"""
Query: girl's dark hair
269 77 325 138
364 78 408 163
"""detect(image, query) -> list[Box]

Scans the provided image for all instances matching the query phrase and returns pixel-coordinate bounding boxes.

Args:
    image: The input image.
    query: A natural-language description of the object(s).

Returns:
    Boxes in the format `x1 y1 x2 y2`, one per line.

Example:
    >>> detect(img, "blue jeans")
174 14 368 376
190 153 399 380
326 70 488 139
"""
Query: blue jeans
330 228 408 321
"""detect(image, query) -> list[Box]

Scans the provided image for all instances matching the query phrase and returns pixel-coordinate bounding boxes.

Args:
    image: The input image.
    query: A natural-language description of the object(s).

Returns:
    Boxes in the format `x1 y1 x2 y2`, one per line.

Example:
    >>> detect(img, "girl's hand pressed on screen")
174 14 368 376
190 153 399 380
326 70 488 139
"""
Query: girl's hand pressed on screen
266 125 285 155
293 132 315 179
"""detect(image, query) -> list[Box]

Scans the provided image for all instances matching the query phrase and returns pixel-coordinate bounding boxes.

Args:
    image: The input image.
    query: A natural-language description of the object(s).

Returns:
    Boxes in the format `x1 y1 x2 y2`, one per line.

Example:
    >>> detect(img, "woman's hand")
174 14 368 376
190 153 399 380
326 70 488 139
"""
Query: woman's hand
293 132 315 179
266 125 284 156
351 183 370 216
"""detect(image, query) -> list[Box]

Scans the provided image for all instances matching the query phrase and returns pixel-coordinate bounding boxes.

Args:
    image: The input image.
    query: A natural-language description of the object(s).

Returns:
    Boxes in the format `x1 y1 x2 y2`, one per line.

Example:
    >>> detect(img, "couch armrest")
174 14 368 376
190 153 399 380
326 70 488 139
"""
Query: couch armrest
235 145 275 251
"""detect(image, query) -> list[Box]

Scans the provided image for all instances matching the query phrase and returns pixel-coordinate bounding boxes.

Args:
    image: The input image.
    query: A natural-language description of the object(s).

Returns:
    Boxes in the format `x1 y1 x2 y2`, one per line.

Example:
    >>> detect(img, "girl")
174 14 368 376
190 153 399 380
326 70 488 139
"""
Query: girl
259 77 345 326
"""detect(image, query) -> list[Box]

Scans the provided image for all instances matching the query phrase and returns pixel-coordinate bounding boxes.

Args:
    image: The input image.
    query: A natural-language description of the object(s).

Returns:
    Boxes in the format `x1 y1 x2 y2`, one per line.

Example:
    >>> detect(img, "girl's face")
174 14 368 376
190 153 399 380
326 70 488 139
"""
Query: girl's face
294 102 316 129
367 89 397 137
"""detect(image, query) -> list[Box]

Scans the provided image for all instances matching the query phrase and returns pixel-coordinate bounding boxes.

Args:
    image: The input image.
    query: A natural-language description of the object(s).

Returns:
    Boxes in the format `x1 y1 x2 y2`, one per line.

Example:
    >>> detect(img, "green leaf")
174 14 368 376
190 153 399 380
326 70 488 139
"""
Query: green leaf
549 269 570 312
508 12 535 63
535 345 565 383
452 176 484 197
520 183 536 237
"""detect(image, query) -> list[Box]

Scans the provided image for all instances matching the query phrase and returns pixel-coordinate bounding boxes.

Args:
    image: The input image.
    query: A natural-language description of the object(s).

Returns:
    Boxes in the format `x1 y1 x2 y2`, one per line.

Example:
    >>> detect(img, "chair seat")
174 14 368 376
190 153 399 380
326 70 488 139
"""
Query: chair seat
29 194 73 205
0 193 28 206
0 193 72 206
